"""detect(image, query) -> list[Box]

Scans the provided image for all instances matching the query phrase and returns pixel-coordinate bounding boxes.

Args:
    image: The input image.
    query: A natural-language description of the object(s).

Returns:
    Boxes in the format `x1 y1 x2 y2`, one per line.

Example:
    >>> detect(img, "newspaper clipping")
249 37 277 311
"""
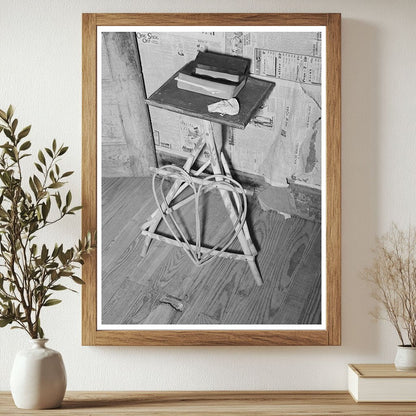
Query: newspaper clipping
137 30 322 188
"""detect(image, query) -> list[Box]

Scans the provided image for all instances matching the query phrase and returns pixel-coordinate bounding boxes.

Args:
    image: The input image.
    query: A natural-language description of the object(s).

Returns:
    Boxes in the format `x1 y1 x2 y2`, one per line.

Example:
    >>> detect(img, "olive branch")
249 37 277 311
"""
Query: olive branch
0 105 94 338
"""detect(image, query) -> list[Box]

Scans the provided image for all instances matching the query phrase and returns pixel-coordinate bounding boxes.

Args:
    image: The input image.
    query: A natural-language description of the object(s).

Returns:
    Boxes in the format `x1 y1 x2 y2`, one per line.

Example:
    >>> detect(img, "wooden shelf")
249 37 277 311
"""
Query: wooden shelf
2 391 416 415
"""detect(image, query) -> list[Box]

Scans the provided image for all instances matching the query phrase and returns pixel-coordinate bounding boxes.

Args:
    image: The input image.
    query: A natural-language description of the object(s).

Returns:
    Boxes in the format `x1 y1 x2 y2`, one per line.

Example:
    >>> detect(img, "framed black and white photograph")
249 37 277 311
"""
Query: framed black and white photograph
82 13 341 346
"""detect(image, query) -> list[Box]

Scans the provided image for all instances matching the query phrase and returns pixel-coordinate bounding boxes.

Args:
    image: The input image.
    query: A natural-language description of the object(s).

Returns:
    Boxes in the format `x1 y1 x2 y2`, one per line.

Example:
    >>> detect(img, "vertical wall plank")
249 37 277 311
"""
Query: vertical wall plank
102 32 156 177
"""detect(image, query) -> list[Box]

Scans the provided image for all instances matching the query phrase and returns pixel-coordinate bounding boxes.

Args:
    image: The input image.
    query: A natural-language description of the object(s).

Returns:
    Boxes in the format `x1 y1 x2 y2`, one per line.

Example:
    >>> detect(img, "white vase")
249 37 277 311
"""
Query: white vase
394 345 416 371
10 338 67 409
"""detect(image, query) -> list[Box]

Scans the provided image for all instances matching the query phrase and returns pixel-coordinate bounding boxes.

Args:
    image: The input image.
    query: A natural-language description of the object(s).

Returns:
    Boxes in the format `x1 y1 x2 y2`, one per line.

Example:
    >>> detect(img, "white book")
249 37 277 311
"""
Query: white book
348 364 416 402
176 72 246 99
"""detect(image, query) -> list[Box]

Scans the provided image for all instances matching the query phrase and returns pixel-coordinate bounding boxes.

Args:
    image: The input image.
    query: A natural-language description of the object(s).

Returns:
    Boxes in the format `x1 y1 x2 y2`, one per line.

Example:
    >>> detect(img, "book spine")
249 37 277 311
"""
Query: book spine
176 73 245 99
194 67 241 83
347 366 359 402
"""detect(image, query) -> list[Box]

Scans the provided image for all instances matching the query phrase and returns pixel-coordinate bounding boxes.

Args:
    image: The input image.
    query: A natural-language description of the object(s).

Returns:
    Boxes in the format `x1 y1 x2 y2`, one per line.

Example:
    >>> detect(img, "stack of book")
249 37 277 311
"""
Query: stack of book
177 51 250 99
348 364 416 402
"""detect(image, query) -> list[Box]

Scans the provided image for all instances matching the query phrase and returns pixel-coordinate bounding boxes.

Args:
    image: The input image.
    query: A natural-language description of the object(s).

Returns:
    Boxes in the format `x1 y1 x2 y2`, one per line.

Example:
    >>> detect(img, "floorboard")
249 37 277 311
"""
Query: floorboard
101 177 321 325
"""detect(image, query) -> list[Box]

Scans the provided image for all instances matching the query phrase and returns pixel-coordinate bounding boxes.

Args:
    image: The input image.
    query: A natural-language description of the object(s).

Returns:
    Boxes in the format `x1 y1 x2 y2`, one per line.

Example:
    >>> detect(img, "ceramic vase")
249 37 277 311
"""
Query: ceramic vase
10 338 66 409
394 345 416 371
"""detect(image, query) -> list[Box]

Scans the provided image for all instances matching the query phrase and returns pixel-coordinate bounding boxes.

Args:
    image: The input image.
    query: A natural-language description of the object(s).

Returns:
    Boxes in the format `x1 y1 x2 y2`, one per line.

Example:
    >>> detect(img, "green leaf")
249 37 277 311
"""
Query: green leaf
41 202 50 220
38 150 46 165
3 129 12 140
58 250 66 264
29 222 39 234
0 293 11 302
50 285 68 291
0 317 13 327
51 244 59 258
0 143 12 149
33 175 42 192
38 325 44 339
11 118 18 133
34 163 43 173
58 146 68 156
41 244 48 262
48 182 64 189
45 148 53 158
17 125 31 140
65 191 72 207
71 276 85 285
55 192 62 208
0 109 7 122
61 171 74 178
52 139 57 152
43 299 62 307
29 177 37 196
19 140 31 151
69 206 82 213
6 105 14 122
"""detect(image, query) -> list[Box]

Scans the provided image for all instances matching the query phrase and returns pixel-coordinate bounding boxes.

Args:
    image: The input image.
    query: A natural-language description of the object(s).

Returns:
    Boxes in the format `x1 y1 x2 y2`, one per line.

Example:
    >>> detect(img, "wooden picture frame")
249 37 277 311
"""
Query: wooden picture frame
82 13 341 346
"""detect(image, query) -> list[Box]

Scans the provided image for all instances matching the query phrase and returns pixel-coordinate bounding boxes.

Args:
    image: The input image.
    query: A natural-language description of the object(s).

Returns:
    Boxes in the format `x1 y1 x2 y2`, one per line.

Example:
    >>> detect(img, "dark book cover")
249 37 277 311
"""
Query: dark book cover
194 51 250 77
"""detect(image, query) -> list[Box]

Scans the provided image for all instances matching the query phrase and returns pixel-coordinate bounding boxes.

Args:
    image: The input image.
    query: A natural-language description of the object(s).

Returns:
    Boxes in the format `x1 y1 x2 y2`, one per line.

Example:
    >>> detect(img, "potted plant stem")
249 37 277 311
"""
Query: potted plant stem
0 105 94 408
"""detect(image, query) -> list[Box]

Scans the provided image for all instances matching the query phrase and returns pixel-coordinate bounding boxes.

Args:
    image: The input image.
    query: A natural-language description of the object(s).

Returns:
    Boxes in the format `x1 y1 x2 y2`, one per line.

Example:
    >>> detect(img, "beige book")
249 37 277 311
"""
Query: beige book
348 364 416 402
176 72 246 100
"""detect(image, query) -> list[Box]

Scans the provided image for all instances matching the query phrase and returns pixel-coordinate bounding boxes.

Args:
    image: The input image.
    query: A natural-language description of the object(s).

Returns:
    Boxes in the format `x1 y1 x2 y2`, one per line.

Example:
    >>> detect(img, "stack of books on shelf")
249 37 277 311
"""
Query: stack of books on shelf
177 51 250 99
348 364 416 402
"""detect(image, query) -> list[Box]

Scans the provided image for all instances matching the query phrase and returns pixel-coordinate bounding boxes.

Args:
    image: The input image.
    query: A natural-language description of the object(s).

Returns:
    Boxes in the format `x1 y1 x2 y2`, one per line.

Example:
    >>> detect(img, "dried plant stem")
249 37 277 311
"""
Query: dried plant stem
363 223 416 347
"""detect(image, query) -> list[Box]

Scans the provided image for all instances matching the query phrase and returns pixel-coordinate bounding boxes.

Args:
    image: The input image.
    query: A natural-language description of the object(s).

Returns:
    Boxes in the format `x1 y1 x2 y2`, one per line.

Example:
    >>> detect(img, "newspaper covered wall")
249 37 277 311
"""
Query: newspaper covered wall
137 31 322 188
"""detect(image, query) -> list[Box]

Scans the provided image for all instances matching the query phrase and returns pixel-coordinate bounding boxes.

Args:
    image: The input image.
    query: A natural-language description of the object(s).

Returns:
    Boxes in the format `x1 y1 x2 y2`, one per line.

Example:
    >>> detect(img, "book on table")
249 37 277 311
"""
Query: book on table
348 364 416 402
176 61 247 100
194 51 250 83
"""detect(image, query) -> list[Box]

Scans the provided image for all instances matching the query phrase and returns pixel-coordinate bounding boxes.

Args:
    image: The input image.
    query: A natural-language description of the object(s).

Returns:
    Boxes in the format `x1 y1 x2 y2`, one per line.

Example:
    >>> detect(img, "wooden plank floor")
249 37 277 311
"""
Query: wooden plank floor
2 391 416 415
101 177 321 325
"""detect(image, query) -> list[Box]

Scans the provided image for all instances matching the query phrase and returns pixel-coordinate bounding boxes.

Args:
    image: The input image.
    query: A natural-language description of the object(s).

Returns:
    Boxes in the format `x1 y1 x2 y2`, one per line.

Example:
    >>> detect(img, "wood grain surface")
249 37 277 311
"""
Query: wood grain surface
326 12 342 347
82 13 98 346
101 178 322 327
82 13 341 346
1 391 415 415
350 364 416 378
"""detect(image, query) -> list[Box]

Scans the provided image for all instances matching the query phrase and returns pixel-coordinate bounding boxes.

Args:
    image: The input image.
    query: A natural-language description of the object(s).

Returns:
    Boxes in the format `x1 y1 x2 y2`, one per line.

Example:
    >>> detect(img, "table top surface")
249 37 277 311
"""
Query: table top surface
2 391 416 415
146 62 274 129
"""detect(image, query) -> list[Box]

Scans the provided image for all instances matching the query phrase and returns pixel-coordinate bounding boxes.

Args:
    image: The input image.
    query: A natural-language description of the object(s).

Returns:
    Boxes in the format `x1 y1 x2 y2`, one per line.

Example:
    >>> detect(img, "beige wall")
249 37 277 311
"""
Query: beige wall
1 0 416 390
